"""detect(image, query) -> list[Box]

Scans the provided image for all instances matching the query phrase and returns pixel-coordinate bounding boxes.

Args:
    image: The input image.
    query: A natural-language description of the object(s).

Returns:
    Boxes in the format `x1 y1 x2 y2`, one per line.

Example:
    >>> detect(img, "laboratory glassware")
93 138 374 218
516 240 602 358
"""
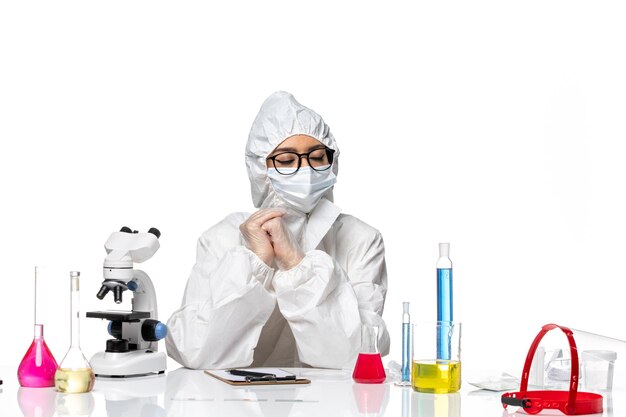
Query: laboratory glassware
54 271 95 393
436 243 453 360
412 321 461 393
570 327 623 392
538 327 623 392
18 266 59 387
395 302 411 386
582 350 616 392
353 324 386 383
501 323 603 415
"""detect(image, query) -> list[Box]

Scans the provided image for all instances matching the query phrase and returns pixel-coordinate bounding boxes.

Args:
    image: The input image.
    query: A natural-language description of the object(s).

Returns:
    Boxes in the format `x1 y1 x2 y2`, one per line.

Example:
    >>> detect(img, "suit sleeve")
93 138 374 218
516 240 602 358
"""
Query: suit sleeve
165 218 277 369
272 231 389 369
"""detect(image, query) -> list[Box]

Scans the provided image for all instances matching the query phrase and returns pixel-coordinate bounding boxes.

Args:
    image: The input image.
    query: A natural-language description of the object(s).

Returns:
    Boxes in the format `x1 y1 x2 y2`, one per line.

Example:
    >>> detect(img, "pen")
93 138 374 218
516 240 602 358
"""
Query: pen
228 369 297 382
229 369 276 378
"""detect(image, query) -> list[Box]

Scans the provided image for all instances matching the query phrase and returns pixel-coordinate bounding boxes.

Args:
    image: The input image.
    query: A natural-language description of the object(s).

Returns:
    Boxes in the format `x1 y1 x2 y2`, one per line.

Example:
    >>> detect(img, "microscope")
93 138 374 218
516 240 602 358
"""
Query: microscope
86 227 167 377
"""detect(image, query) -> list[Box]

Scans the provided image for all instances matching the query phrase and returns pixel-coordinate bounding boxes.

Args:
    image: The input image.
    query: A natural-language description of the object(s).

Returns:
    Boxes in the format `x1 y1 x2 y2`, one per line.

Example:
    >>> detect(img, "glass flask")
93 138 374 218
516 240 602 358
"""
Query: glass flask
18 266 59 387
353 325 386 384
55 271 95 393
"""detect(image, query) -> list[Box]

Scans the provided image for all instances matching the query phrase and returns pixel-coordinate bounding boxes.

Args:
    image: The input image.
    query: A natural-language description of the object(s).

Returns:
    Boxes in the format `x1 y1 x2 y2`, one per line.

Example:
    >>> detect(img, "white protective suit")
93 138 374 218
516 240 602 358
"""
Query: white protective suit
166 91 389 369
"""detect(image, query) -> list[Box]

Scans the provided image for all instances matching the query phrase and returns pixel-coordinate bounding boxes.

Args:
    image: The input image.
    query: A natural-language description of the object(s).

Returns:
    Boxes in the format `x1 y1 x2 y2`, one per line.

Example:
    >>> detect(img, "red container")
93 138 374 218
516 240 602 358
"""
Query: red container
352 353 386 384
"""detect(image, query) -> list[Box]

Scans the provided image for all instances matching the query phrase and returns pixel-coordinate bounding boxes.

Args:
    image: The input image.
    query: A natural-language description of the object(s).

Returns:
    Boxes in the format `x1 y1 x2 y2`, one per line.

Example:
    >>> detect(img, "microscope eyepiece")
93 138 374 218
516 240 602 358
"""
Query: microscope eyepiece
96 285 110 300
113 285 124 304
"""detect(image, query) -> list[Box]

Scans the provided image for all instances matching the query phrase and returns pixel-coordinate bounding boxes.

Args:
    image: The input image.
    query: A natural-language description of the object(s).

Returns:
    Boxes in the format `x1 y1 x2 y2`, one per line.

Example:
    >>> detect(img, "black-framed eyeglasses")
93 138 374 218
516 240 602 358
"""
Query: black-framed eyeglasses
266 147 335 176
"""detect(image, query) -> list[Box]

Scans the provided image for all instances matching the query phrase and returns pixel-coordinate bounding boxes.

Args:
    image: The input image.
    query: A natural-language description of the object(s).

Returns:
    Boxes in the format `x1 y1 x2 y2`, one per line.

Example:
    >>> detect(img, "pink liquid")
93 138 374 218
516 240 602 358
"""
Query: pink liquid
352 353 386 384
17 325 58 388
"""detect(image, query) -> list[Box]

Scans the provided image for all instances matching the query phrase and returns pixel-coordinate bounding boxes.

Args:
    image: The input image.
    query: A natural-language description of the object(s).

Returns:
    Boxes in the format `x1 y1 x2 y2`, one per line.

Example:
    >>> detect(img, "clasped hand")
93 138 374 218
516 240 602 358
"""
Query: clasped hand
239 208 304 270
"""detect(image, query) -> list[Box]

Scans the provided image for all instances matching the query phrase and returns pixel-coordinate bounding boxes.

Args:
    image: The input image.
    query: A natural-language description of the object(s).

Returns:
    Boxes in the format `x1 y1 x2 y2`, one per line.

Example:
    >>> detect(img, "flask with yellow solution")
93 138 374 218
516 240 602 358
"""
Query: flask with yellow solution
55 271 95 393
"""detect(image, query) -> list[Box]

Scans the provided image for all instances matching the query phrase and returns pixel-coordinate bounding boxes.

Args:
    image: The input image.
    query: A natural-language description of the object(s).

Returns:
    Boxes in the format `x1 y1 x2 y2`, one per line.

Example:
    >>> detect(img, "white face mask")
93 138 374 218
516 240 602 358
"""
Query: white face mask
268 166 337 213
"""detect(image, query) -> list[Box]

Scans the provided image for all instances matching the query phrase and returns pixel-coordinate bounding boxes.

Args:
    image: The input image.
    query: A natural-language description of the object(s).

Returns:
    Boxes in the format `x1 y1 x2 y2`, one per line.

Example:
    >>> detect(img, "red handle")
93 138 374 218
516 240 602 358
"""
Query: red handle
520 324 580 413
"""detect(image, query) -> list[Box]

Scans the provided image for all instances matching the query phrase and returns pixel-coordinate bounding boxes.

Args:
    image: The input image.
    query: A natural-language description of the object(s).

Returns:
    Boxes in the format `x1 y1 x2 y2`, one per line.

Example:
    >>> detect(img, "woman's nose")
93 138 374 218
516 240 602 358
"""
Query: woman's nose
299 154 311 167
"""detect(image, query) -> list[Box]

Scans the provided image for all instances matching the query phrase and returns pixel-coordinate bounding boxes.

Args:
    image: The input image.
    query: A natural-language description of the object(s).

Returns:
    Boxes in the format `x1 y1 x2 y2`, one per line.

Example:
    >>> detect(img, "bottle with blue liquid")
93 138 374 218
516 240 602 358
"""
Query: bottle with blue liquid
437 243 453 360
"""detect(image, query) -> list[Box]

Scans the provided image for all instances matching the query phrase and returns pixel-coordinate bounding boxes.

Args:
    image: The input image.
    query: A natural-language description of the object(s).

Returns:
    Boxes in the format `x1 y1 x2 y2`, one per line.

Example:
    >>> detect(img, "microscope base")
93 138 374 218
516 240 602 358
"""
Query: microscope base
91 350 166 378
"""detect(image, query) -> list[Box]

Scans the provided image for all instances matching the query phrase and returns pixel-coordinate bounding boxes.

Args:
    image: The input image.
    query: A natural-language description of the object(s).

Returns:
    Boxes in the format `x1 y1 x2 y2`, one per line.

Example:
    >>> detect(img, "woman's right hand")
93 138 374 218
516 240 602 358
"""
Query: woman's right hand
239 208 286 267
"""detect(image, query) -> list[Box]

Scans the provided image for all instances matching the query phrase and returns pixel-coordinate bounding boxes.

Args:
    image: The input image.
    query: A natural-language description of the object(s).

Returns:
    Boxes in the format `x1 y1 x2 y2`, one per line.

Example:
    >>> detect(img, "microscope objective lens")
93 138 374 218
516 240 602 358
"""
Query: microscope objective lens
113 286 123 304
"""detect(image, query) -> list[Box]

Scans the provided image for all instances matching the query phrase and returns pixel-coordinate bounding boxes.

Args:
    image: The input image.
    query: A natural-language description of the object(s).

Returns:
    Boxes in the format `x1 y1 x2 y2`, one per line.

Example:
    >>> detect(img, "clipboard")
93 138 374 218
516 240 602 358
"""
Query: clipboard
205 368 311 386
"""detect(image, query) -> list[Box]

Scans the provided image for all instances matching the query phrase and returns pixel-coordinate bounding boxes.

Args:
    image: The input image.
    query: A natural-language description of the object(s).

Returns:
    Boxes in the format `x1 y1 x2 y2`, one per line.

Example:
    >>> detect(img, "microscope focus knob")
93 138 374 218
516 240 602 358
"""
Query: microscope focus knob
107 321 123 339
141 319 168 342
127 280 138 292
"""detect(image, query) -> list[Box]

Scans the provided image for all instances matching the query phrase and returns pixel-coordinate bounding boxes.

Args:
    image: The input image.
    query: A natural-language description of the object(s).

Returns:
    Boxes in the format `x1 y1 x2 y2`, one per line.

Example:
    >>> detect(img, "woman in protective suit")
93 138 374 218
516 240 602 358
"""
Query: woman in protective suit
166 91 389 369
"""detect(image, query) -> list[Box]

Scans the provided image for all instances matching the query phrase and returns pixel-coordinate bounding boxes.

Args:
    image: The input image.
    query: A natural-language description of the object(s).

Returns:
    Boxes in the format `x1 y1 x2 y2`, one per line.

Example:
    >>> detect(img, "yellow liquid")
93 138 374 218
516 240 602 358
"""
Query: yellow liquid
412 360 461 393
54 368 95 393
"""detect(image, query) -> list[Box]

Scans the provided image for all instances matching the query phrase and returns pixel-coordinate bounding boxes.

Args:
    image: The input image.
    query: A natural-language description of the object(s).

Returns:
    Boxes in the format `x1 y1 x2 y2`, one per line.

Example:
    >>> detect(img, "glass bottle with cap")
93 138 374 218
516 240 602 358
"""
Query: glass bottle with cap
55 271 95 393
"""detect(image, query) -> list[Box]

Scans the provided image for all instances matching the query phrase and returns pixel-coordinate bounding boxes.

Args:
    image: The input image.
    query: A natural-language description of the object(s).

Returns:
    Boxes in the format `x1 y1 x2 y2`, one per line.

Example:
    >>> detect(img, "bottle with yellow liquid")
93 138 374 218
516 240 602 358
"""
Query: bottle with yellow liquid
412 359 461 393
55 271 95 393
412 322 462 394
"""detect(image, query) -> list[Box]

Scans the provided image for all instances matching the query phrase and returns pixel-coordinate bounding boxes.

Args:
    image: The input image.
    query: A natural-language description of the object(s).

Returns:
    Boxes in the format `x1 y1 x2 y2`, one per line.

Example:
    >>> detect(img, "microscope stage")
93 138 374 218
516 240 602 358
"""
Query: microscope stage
86 310 151 321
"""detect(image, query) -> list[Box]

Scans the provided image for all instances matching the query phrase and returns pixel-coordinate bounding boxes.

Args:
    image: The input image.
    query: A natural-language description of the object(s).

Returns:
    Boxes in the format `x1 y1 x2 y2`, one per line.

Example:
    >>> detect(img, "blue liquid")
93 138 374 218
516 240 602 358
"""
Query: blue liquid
437 268 453 360
401 322 410 382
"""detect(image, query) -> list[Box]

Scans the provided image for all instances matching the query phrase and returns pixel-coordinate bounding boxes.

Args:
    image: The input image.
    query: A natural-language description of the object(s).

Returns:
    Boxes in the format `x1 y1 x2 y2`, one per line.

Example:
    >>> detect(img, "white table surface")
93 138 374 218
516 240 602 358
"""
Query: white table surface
0 365 621 417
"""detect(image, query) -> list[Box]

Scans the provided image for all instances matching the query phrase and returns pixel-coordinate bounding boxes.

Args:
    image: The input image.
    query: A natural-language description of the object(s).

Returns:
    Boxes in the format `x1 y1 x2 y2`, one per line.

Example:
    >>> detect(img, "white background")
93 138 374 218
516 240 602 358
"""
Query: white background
1 0 625 376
